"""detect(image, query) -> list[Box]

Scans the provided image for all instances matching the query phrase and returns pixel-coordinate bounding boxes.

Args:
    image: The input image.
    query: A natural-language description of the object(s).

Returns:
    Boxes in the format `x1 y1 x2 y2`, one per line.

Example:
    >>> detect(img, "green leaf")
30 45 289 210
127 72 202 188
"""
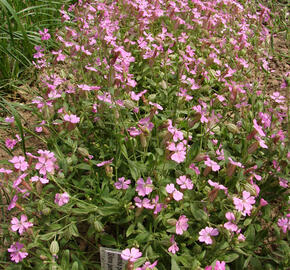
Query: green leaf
220 253 239 263
101 196 120 205
97 206 121 216
75 163 91 170
100 234 116 246
171 256 181 270
126 224 135 237
69 223 79 237
61 250 70 270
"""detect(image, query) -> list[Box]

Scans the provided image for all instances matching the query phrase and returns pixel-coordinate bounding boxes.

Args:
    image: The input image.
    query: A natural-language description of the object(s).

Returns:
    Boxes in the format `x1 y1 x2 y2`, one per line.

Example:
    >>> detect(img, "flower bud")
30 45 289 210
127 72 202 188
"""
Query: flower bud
42 207 51 215
248 141 259 154
50 240 59 255
94 220 104 232
226 123 240 134
203 166 212 176
167 218 177 226
140 133 147 148
77 147 90 157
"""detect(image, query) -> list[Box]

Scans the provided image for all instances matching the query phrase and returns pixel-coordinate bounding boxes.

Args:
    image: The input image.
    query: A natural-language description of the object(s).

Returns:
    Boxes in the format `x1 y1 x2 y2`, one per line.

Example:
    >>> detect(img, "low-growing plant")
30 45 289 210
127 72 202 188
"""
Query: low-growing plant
0 0 289 269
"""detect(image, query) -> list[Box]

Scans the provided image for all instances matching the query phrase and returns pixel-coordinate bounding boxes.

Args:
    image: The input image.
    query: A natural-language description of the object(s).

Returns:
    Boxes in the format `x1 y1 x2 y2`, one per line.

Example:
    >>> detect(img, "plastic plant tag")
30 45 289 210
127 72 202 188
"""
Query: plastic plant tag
100 247 126 270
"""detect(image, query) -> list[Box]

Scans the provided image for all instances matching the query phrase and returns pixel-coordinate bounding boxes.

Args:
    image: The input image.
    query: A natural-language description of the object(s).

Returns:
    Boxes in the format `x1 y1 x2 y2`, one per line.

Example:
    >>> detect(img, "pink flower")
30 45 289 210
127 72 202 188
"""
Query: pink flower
128 127 142 137
176 215 189 235
35 150 57 175
167 120 184 142
130 90 147 101
121 248 142 262
55 192 70 206
8 242 28 263
176 175 193 190
214 261 226 270
152 195 163 214
114 177 131 190
233 191 256 216
134 197 154 209
30 176 49 184
253 119 265 137
277 217 290 233
165 184 183 201
9 156 29 172
39 28 51 40
168 235 179 254
260 198 268 206
208 180 228 194
8 195 18 211
5 116 14 123
63 114 80 123
205 158 220 171
167 141 187 163
136 177 153 196
279 178 288 188
224 212 238 232
189 163 200 175
198 227 219 245
5 139 18 149
11 215 33 235
136 260 158 270
228 157 243 168
96 158 114 167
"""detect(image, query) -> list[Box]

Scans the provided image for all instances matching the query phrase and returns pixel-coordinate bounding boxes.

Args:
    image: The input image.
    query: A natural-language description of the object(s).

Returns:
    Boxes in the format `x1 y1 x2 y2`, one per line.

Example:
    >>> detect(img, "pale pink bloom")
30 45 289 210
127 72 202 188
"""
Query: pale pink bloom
136 177 153 197
168 235 179 254
97 92 112 104
260 198 268 206
39 28 51 40
253 119 265 137
0 168 13 174
214 261 226 270
165 184 183 201
63 114 80 124
228 157 243 167
52 50 66 62
176 175 193 190
277 217 290 233
8 242 28 263
233 191 256 216
224 212 238 232
205 158 220 171
8 195 18 211
11 215 33 235
149 101 163 112
5 139 17 149
255 136 268 149
136 260 158 270
189 163 200 175
270 92 285 103
55 192 70 206
198 227 219 245
9 156 29 171
121 248 142 262
130 90 147 101
259 112 271 128
96 158 114 167
134 197 154 209
5 116 14 123
127 127 142 137
13 173 27 188
138 117 154 132
279 178 288 188
35 150 57 175
30 176 49 184
167 141 187 163
238 233 246 242
208 180 228 194
167 120 184 142
114 177 131 190
152 195 163 214
176 215 189 235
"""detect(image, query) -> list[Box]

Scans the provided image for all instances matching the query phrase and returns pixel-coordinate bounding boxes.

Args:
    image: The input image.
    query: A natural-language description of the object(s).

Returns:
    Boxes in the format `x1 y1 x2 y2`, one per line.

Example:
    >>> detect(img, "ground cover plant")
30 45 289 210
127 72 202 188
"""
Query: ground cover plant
0 0 289 269
0 0 74 89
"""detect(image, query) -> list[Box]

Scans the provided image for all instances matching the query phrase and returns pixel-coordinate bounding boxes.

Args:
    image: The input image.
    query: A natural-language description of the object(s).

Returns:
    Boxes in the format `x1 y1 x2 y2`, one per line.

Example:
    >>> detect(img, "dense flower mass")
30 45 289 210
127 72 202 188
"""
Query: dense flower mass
1 0 289 268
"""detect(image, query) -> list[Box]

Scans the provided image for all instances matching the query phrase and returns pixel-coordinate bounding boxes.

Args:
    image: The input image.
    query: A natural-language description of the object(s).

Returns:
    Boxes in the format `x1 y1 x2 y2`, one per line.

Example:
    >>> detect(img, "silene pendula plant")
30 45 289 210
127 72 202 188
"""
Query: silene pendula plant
1 0 289 269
